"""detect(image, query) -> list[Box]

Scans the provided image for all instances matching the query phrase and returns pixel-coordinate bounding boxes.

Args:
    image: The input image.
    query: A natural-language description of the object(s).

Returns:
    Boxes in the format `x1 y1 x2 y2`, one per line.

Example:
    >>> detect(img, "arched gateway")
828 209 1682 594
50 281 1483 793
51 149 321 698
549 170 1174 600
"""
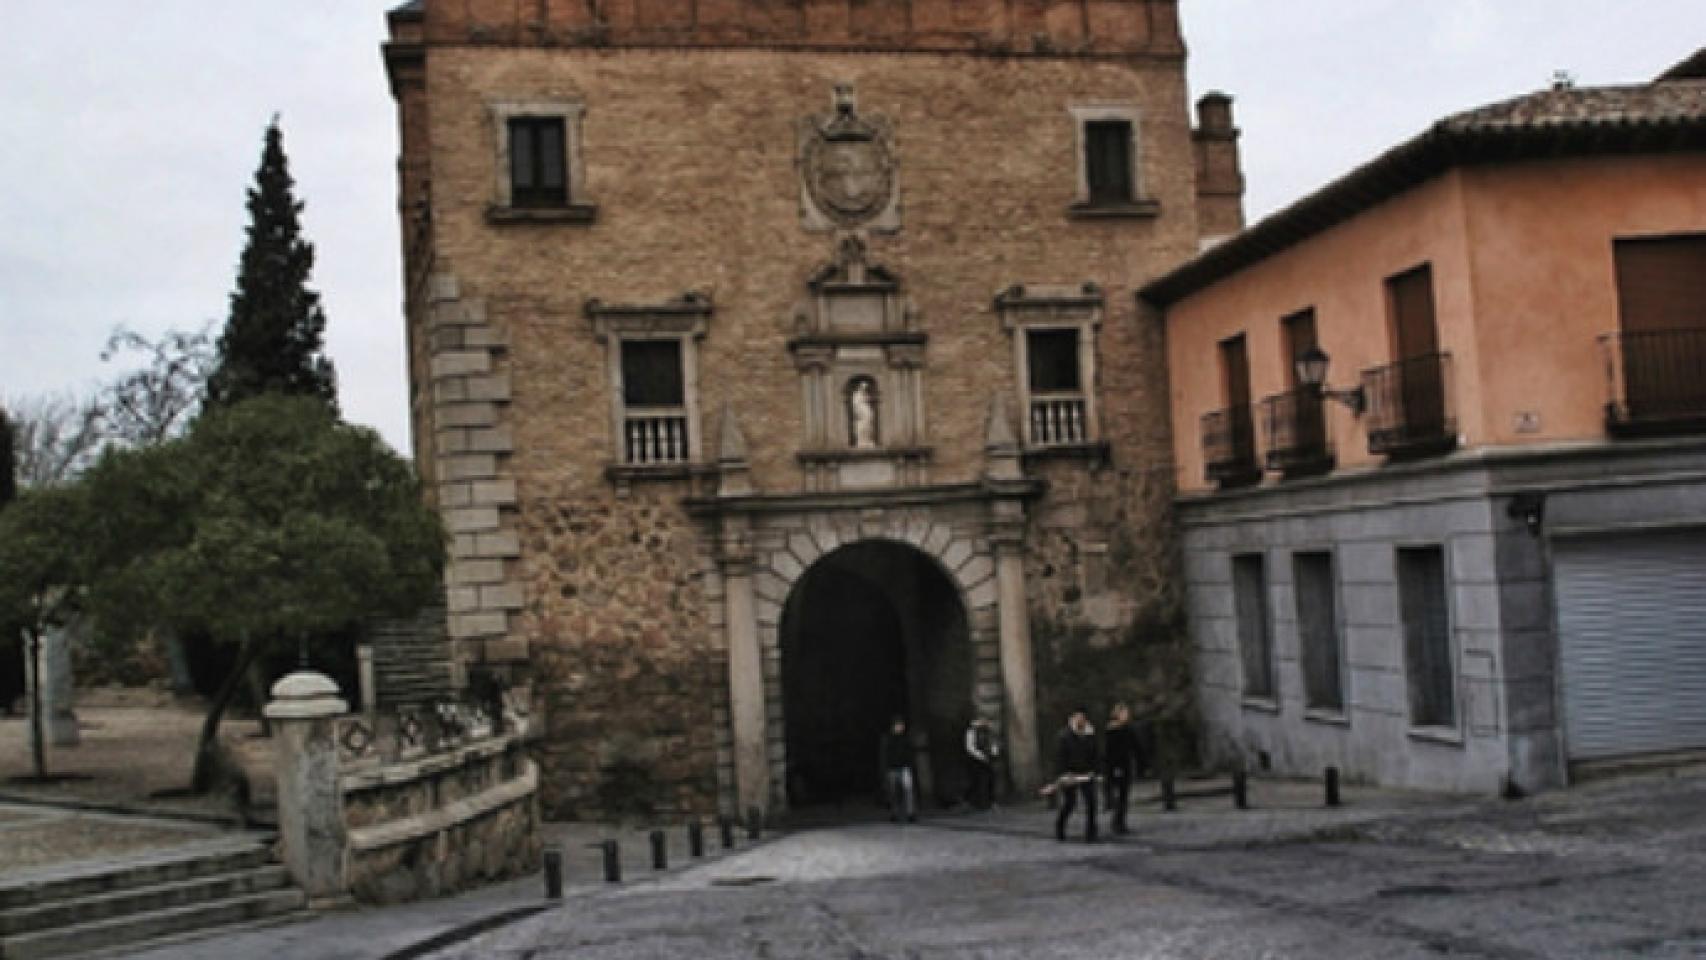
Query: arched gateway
780 540 974 809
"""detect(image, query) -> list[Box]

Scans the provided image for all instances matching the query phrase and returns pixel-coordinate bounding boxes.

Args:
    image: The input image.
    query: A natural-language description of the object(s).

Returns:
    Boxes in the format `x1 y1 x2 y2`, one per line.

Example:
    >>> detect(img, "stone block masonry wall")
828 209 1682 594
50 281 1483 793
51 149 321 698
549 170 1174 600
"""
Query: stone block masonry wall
341 734 541 904
427 272 528 678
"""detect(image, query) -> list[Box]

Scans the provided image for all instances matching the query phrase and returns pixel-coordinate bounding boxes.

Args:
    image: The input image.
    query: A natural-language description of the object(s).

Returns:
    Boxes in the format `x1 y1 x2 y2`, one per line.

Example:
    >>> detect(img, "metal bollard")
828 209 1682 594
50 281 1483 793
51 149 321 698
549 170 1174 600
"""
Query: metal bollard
689 821 705 858
720 817 735 849
650 830 668 870
601 840 622 883
745 806 763 840
1161 776 1177 812
1232 771 1249 810
1325 766 1342 808
542 846 564 900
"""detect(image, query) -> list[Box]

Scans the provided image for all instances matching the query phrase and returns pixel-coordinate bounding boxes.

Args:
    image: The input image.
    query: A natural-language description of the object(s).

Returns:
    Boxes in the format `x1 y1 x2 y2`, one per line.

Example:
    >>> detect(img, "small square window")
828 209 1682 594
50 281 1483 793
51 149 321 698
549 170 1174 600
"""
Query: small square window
507 117 567 209
1084 120 1134 205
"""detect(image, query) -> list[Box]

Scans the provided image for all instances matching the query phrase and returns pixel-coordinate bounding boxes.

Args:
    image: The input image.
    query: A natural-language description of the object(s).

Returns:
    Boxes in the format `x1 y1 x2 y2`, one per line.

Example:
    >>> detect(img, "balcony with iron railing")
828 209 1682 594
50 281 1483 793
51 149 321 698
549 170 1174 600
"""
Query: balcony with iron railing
1201 405 1261 489
1260 387 1334 478
1361 352 1457 459
623 409 692 466
1601 328 1706 437
1029 394 1090 448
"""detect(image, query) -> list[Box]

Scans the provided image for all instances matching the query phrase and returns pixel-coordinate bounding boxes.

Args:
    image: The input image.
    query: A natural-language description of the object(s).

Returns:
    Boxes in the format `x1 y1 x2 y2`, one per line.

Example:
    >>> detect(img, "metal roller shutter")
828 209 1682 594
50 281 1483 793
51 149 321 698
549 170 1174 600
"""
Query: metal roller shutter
1556 530 1706 762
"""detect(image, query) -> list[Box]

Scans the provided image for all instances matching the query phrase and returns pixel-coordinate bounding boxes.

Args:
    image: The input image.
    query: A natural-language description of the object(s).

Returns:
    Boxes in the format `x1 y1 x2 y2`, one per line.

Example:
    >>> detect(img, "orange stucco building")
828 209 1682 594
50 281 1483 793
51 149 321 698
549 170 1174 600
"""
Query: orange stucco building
1145 60 1706 793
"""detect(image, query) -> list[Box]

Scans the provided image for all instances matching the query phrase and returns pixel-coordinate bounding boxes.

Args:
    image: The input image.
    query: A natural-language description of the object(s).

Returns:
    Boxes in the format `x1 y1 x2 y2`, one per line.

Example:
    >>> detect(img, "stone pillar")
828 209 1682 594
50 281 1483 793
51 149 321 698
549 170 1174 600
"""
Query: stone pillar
982 396 1040 791
265 671 350 907
994 540 1040 792
40 624 78 747
721 523 770 817
355 644 377 717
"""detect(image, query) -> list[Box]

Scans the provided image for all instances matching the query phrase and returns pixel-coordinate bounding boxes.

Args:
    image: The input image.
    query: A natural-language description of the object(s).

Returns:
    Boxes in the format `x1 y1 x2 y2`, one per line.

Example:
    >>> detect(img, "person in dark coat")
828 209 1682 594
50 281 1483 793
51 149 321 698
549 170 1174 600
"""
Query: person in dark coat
1102 702 1145 835
880 715 917 822
1054 707 1099 842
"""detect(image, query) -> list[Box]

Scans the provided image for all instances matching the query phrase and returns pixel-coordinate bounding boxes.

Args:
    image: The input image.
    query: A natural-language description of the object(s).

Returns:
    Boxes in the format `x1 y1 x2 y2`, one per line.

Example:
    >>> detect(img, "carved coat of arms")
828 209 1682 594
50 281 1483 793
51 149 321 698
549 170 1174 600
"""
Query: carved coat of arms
799 85 900 232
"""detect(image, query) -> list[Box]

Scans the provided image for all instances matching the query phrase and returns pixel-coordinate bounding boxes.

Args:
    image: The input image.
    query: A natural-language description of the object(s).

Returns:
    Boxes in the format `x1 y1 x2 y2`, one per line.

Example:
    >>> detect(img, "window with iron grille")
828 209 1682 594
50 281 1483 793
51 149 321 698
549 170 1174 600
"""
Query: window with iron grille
1084 120 1134 205
507 117 568 208
1398 546 1456 728
1234 554 1275 700
1293 552 1344 713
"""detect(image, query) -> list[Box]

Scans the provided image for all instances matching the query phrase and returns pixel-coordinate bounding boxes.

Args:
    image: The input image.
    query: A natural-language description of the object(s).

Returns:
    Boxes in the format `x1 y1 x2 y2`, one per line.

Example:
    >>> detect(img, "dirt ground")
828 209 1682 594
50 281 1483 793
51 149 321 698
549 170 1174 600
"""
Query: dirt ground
0 690 278 819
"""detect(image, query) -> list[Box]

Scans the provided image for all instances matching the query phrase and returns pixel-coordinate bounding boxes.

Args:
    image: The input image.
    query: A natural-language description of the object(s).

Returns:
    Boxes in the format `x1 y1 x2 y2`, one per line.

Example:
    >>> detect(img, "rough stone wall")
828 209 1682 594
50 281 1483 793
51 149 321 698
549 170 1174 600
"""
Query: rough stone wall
392 20 1200 814
518 491 722 818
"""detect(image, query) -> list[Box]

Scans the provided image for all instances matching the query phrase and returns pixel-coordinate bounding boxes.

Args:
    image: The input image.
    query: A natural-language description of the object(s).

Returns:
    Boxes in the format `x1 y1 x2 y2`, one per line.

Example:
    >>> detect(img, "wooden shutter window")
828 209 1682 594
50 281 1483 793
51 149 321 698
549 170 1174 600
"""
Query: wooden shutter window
1387 265 1438 361
1085 120 1134 205
1615 234 1706 333
508 117 568 208
1282 308 1319 388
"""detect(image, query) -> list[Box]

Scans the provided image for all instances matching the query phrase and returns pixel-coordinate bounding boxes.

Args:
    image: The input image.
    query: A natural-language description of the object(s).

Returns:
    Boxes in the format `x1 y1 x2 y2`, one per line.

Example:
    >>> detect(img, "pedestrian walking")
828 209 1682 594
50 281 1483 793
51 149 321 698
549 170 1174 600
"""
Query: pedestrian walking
963 716 1000 810
880 715 918 822
1054 707 1099 842
1103 702 1145 835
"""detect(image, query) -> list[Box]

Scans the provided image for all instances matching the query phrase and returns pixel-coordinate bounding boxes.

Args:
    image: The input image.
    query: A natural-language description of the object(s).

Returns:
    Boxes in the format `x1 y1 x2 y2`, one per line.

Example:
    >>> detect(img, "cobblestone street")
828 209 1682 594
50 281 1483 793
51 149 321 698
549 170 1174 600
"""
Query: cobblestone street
425 769 1706 960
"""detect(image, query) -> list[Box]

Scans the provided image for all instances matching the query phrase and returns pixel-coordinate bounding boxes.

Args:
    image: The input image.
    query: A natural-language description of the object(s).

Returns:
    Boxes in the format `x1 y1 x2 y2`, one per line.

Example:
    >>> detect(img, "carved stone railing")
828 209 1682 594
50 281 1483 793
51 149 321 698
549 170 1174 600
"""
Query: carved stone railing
1028 395 1089 447
623 410 691 465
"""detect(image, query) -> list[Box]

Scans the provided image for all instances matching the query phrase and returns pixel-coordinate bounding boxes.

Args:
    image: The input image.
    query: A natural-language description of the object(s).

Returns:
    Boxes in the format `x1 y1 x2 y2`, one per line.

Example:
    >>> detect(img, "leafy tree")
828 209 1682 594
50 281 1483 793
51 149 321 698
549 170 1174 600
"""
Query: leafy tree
206 120 337 410
99 324 214 447
80 395 442 791
1 406 15 506
0 485 92 778
0 407 22 719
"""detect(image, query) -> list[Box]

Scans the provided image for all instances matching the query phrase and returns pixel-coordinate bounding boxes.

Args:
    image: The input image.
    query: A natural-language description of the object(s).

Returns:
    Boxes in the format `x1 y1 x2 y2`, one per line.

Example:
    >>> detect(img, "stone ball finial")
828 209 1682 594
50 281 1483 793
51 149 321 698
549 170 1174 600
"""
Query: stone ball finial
264 670 349 720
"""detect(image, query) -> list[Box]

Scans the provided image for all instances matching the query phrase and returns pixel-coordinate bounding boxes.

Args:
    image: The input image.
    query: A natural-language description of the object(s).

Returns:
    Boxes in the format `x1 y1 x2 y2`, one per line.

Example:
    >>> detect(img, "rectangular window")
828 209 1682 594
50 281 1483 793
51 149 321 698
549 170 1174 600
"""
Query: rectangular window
1293 552 1344 712
508 117 567 208
1233 554 1274 700
1386 265 1439 362
1282 308 1319 388
1084 120 1134 205
620 340 684 408
1026 329 1081 393
1397 546 1455 728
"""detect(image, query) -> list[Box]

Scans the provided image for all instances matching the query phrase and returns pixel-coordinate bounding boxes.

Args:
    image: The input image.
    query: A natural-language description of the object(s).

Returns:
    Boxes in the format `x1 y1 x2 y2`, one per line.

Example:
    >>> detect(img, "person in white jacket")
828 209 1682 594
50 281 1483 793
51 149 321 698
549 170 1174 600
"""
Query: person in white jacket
964 716 1000 810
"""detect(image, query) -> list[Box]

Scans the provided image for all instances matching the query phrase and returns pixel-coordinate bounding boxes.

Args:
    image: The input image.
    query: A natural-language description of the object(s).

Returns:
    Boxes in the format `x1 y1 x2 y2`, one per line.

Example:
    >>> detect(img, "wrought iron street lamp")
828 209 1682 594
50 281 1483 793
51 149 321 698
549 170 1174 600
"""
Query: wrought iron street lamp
1294 345 1366 416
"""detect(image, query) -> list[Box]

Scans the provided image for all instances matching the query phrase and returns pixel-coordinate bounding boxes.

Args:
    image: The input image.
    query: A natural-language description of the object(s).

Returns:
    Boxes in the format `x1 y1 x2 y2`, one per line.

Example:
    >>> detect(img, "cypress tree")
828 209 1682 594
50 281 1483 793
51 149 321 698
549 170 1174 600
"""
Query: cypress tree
207 119 338 409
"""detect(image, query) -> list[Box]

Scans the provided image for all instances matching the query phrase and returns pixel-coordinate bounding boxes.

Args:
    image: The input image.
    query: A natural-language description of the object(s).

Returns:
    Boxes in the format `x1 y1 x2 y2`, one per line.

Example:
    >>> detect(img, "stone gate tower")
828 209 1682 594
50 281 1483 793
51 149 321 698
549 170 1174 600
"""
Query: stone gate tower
384 0 1240 819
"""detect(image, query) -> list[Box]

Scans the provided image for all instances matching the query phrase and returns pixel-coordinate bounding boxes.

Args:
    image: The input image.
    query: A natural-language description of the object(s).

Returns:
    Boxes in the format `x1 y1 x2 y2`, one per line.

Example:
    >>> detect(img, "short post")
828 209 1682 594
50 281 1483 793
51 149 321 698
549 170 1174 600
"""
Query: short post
542 846 564 899
689 821 705 858
1325 766 1342 808
720 817 735 849
1161 776 1177 812
1232 771 1249 810
650 830 668 870
745 806 762 840
264 671 351 907
601 840 622 883
355 643 377 720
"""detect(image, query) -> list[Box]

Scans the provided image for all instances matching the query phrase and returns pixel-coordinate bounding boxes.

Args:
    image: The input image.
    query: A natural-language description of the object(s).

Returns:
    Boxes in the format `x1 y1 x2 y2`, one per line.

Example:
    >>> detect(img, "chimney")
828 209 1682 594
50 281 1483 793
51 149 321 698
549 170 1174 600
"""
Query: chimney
1193 91 1246 247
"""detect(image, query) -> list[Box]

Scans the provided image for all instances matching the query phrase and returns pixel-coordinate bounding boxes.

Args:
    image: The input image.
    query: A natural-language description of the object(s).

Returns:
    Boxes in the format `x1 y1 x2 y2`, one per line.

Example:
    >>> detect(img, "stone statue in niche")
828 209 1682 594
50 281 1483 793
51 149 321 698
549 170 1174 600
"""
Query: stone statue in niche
847 377 879 448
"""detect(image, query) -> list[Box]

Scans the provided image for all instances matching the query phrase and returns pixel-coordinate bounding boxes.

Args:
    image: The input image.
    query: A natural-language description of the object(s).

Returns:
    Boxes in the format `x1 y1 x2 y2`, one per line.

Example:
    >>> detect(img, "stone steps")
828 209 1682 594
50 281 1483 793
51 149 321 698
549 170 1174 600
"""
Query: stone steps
0 839 305 959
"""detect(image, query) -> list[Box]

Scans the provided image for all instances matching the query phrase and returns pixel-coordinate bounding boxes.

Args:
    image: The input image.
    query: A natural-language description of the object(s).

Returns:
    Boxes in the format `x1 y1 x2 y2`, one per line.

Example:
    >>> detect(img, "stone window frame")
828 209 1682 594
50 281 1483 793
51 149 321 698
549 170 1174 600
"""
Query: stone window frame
588 296 711 484
1396 543 1464 743
996 284 1105 456
1067 103 1159 220
1233 552 1280 711
486 98 596 225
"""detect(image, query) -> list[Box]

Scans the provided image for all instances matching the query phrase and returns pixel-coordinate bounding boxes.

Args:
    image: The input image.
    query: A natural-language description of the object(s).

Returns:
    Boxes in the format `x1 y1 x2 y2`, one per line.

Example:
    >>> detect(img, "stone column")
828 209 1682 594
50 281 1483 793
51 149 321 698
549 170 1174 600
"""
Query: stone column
355 644 377 718
265 671 350 907
721 523 771 817
994 539 1040 791
41 624 79 747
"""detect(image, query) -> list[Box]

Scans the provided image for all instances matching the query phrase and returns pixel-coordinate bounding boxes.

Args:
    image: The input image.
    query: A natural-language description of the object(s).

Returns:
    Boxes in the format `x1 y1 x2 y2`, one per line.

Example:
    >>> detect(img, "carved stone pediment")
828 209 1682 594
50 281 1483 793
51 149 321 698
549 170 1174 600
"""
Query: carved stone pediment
798 84 901 234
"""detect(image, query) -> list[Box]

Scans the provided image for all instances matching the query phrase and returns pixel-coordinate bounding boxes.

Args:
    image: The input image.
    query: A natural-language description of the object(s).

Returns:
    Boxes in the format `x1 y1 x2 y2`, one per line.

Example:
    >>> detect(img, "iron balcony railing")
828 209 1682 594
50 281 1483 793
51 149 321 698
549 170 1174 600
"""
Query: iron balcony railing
1361 352 1457 459
1201 405 1261 488
623 410 691 466
1260 387 1334 478
1601 328 1706 437
1029 394 1090 447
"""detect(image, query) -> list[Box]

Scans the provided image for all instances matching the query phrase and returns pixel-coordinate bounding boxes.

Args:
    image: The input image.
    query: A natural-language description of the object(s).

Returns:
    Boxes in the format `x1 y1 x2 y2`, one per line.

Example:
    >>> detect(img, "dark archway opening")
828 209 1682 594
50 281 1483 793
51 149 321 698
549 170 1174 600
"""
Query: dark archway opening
780 540 973 812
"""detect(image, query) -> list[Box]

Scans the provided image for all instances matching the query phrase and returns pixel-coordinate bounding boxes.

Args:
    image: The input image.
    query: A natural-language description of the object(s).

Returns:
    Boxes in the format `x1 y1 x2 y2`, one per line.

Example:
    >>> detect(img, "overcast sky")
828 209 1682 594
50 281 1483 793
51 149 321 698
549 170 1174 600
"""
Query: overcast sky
1 2 1699 454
